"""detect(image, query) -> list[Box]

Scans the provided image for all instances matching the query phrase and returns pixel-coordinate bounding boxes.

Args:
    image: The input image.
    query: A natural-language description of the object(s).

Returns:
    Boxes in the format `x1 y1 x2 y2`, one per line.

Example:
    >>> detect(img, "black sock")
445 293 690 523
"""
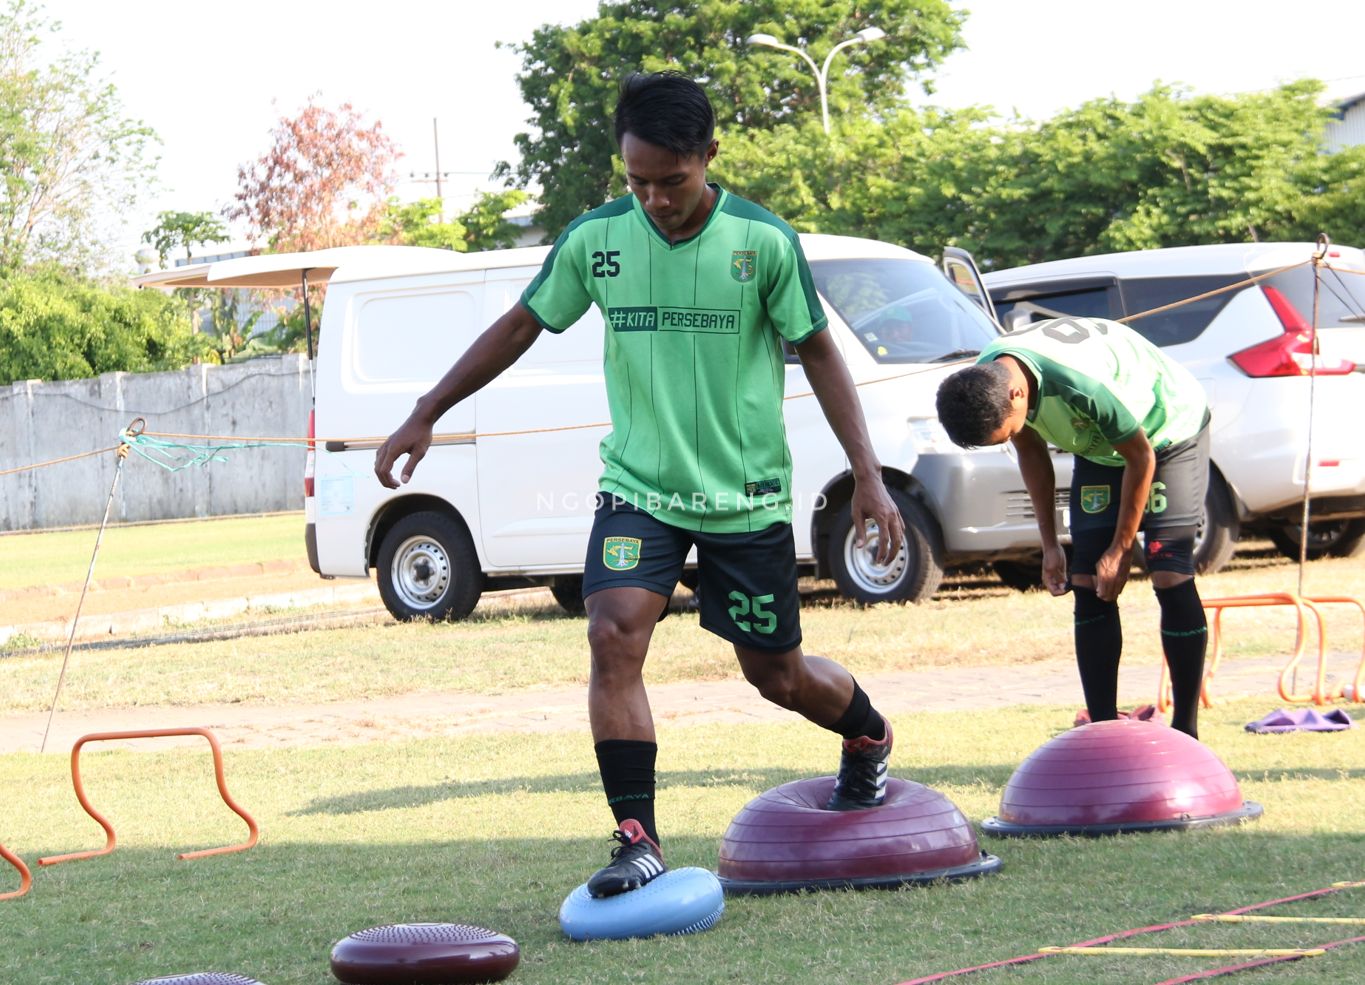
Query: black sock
594 739 659 844
1155 579 1207 739
1074 587 1122 723
830 680 886 740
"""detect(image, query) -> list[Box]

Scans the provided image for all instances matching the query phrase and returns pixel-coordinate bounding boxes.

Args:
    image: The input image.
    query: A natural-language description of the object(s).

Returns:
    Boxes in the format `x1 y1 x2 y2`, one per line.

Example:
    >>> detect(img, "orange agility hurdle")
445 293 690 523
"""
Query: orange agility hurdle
37 727 259 867
1 841 32 900
1157 592 1364 711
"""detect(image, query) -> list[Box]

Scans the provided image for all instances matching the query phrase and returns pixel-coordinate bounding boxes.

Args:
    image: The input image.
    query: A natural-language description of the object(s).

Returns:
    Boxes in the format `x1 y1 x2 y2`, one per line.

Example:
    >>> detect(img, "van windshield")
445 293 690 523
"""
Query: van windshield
810 258 1000 363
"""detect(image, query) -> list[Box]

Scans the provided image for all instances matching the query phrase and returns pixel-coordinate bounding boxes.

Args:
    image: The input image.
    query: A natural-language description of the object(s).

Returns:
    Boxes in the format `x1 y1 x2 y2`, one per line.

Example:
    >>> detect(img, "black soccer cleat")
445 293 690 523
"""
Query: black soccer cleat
586 819 667 898
825 716 893 810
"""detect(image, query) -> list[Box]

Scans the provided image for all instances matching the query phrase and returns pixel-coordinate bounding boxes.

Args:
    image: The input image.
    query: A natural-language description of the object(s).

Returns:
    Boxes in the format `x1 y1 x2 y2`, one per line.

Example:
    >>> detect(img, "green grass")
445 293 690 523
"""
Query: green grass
3 548 1362 712
0 513 305 591
0 699 1361 984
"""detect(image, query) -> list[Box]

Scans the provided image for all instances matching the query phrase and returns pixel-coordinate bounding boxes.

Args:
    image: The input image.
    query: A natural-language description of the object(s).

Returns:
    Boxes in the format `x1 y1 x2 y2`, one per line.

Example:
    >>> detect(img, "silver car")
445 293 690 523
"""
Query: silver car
984 242 1365 571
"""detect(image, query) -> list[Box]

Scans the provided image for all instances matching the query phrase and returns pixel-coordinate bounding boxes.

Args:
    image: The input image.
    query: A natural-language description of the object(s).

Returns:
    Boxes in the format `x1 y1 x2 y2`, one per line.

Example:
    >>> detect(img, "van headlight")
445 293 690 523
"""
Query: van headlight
907 416 958 454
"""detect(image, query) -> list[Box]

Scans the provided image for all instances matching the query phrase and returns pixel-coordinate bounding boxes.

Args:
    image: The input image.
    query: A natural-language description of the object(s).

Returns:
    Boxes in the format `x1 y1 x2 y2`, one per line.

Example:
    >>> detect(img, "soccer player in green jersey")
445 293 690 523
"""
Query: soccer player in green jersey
376 72 904 898
935 316 1211 739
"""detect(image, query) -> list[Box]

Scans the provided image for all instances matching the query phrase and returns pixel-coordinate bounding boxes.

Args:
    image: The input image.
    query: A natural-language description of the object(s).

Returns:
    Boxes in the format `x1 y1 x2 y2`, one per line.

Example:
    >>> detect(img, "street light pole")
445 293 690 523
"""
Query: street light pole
745 27 887 135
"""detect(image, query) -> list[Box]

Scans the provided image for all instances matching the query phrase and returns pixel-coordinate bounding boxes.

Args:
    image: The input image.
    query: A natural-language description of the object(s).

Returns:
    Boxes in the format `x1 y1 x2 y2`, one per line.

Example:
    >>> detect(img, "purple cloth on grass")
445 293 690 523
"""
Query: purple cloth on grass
1245 708 1354 733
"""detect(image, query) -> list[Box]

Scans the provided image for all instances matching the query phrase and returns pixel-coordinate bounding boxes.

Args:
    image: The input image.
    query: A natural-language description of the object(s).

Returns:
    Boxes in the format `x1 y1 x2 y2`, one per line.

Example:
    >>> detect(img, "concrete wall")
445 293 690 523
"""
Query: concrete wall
0 354 313 531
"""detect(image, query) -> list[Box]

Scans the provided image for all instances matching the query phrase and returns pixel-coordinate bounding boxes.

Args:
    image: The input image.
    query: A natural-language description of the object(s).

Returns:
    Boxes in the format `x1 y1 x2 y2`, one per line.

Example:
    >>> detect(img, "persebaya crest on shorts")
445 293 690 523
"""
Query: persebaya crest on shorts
602 536 642 571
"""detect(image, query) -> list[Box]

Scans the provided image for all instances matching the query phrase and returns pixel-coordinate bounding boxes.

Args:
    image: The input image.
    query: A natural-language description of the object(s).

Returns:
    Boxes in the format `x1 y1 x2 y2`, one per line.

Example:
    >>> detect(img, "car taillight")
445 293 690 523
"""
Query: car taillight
304 407 316 498
1227 285 1357 377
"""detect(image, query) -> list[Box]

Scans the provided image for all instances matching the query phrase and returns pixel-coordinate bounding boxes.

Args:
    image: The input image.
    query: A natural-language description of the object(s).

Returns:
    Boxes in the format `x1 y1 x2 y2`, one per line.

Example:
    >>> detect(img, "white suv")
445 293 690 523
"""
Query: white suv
984 242 1365 570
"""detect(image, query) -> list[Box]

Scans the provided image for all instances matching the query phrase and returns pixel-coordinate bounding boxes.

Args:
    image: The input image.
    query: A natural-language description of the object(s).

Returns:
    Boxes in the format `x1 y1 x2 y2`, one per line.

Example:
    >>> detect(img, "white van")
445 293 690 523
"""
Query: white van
141 237 1068 621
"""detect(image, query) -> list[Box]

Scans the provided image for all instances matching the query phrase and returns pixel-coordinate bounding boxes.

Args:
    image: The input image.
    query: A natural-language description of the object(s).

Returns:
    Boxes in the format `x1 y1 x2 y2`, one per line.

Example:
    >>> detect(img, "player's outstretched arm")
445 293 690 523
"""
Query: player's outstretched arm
1011 426 1068 595
375 303 543 489
793 330 904 563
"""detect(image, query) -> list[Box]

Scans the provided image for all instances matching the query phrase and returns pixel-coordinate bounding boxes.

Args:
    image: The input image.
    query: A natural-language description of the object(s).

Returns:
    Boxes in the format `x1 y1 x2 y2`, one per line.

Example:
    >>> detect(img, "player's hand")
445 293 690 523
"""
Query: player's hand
1042 543 1069 596
374 417 434 489
851 478 904 566
1094 545 1132 602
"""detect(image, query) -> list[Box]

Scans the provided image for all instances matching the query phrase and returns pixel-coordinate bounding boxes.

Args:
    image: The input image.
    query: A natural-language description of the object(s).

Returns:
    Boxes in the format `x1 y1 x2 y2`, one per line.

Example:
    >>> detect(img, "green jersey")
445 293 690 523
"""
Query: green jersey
521 185 827 532
979 317 1208 466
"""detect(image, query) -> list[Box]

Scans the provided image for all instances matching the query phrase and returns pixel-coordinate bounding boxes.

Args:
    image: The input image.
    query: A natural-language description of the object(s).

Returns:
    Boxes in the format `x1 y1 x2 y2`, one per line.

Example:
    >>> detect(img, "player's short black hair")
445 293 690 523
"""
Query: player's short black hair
935 361 1015 448
614 71 716 158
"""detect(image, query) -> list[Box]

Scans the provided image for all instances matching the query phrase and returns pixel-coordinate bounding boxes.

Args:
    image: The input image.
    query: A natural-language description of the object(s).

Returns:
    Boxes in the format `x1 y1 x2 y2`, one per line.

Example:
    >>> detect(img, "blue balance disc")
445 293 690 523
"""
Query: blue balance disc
558 866 724 941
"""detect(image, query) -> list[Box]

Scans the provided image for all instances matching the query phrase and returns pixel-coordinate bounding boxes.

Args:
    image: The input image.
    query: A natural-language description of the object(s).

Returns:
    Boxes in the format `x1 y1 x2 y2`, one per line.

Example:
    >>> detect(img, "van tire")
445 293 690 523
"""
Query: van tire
1267 517 1365 561
376 511 483 622
1194 472 1239 574
827 489 943 604
549 576 587 615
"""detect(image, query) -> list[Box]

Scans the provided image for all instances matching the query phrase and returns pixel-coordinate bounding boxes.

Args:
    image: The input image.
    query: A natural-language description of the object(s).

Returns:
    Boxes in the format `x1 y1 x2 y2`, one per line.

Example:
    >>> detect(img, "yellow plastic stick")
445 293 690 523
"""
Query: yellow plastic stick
1193 913 1365 926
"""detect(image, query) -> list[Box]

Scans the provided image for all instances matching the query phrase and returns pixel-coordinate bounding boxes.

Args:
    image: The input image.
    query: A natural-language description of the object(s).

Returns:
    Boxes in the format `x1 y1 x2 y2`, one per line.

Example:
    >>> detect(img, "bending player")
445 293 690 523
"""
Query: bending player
935 316 1211 738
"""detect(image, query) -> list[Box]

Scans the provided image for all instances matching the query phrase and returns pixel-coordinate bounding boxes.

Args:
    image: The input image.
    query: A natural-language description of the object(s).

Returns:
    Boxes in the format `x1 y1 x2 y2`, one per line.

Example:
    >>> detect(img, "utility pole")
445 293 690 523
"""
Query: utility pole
408 118 491 221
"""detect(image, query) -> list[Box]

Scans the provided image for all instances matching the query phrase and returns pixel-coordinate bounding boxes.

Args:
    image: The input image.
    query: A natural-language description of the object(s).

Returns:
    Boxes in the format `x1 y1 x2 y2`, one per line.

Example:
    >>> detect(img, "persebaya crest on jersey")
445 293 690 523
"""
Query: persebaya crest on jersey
603 536 642 571
1080 485 1111 514
730 250 757 283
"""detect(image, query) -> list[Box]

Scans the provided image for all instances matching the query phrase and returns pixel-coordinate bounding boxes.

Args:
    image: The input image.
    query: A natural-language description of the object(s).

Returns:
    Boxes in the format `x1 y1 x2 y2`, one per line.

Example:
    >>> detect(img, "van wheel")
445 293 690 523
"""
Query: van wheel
1194 472 1239 574
549 575 586 615
1268 517 1365 561
827 489 944 604
377 511 483 622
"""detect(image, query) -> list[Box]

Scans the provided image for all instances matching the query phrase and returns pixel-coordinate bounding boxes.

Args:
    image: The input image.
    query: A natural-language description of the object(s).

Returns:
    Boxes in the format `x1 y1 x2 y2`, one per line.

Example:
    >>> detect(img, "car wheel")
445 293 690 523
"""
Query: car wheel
1193 471 1239 574
827 489 944 604
1267 517 1365 562
376 511 483 622
549 575 586 615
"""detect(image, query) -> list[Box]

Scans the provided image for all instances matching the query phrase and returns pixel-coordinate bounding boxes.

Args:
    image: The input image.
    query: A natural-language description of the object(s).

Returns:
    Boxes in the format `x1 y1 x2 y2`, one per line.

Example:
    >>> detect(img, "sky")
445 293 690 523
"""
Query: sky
36 0 1365 267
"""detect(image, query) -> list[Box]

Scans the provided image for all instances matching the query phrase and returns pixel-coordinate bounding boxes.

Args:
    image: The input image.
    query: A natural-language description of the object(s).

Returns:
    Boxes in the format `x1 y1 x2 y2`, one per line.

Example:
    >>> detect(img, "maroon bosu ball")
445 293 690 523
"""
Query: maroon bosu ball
330 923 519 985
131 971 263 976
981 718 1263 836
718 776 1000 894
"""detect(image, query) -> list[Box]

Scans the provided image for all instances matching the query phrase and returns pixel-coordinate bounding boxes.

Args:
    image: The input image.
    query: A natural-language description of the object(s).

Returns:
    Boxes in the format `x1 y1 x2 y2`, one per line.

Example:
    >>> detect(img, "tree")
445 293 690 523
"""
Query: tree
377 189 530 252
498 0 965 238
142 210 228 266
0 0 158 271
228 96 401 252
0 266 204 384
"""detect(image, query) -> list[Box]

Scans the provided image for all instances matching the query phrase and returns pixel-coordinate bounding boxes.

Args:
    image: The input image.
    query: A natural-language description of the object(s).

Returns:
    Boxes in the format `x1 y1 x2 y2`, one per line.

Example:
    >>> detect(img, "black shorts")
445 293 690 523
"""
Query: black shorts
581 495 803 652
1069 424 1210 576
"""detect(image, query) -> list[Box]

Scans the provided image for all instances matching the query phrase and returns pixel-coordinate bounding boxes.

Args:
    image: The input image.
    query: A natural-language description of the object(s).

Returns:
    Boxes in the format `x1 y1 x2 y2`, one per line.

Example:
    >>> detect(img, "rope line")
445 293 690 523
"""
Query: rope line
0 446 121 477
3 244 1358 478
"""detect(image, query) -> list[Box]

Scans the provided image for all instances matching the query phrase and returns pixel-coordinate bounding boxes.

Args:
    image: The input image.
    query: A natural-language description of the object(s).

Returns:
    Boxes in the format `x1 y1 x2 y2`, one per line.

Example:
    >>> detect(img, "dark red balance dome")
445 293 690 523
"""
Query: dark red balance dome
330 923 519 985
981 718 1263 837
718 776 1000 894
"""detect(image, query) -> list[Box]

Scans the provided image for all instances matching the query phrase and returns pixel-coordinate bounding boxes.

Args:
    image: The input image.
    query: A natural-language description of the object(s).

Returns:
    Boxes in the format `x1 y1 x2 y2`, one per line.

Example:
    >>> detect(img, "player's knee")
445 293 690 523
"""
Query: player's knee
1143 531 1196 576
586 611 650 668
1073 584 1118 623
740 656 801 709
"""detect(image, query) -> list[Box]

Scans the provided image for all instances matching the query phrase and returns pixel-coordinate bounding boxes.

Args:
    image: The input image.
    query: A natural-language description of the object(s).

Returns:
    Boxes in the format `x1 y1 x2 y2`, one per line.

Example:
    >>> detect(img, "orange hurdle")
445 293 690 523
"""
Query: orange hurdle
38 727 259 867
1157 592 1363 711
1 842 32 900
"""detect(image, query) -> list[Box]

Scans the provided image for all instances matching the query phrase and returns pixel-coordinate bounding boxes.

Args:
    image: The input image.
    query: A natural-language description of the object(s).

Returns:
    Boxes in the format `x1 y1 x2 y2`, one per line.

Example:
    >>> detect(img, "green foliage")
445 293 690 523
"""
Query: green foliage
141 210 228 266
717 80 1359 269
379 189 532 252
459 188 530 250
376 196 468 250
0 266 204 384
499 0 964 238
0 0 158 271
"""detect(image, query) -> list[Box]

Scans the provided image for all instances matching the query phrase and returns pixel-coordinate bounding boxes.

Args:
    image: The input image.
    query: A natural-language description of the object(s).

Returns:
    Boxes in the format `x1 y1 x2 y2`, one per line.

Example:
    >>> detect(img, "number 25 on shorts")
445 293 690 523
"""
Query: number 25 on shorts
728 592 777 635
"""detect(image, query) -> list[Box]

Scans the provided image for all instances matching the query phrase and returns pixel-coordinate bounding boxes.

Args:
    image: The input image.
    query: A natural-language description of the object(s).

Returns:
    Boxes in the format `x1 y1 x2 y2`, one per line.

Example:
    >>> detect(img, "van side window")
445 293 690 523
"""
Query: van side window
1120 276 1242 346
992 286 1117 332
